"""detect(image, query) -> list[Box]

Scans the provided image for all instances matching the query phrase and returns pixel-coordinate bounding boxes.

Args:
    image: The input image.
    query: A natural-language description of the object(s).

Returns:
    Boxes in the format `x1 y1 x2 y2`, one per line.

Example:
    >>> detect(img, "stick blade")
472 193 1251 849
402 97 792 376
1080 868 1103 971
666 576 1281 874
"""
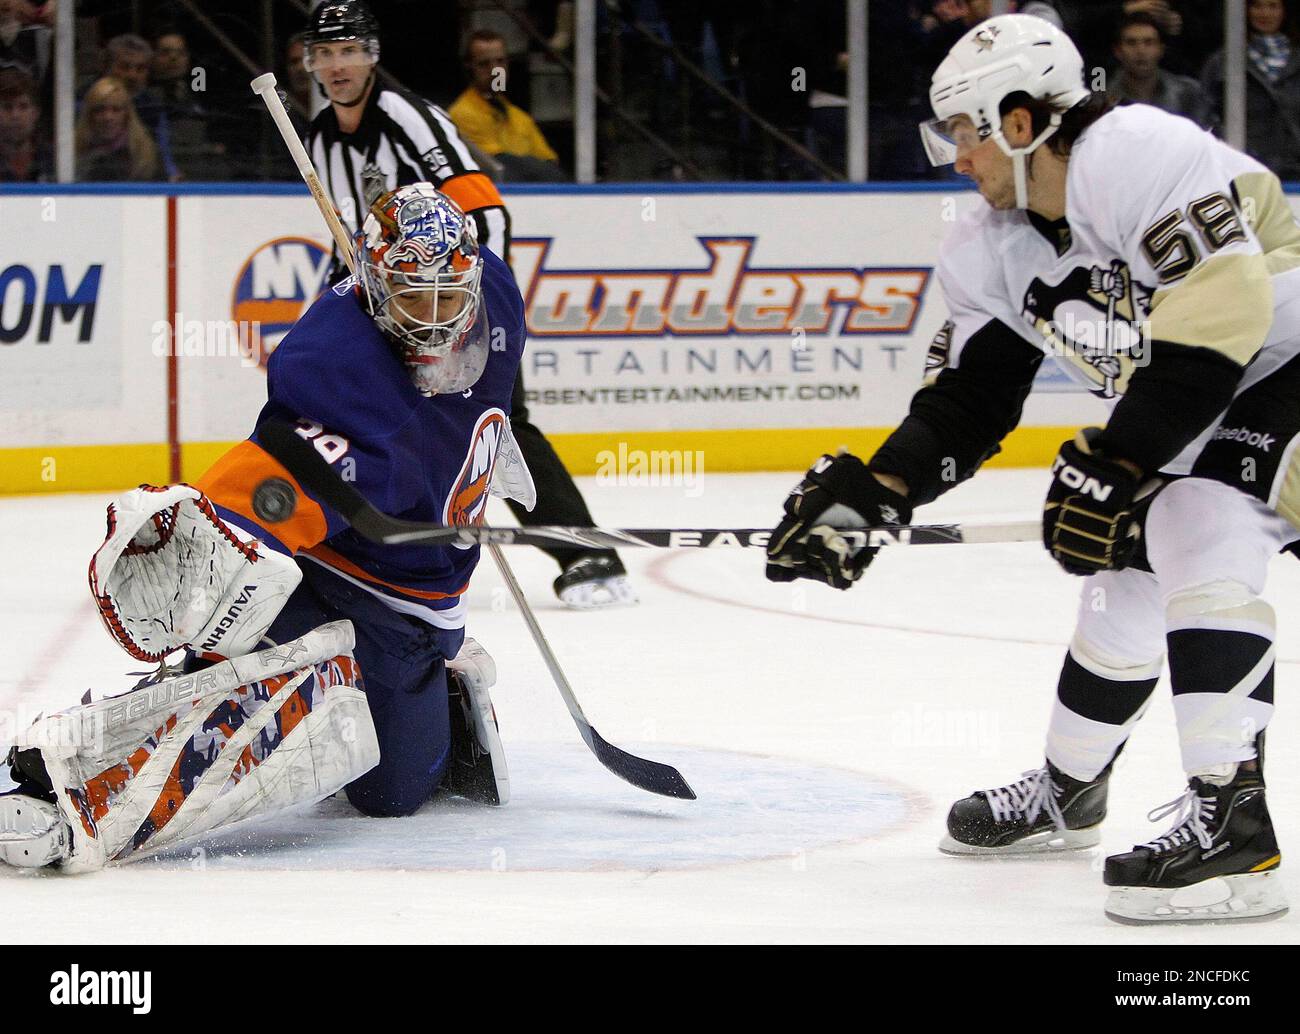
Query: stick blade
588 726 696 800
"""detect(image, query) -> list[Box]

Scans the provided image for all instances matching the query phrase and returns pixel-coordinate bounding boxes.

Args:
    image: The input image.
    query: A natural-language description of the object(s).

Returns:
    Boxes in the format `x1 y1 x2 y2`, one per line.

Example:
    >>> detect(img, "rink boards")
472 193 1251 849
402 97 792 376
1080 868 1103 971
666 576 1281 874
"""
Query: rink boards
0 182 1135 492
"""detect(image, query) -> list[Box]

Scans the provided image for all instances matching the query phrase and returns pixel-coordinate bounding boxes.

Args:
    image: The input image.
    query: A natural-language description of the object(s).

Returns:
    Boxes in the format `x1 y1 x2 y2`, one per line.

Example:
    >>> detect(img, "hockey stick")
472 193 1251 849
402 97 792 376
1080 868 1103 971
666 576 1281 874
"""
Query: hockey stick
257 421 1040 551
250 73 355 260
248 82 695 799
485 541 695 799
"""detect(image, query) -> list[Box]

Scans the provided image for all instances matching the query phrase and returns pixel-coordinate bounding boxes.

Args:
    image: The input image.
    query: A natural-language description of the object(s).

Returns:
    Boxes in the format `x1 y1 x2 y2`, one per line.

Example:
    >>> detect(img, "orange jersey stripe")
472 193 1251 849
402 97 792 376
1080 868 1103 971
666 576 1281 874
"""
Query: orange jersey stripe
306 543 470 602
196 439 329 554
440 171 504 214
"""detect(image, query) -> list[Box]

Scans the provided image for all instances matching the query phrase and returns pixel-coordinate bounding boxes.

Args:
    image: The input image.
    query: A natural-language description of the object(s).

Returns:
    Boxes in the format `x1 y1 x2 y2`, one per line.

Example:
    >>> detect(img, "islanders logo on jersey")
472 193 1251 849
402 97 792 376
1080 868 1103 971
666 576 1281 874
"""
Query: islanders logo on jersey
231 237 331 366
444 408 507 548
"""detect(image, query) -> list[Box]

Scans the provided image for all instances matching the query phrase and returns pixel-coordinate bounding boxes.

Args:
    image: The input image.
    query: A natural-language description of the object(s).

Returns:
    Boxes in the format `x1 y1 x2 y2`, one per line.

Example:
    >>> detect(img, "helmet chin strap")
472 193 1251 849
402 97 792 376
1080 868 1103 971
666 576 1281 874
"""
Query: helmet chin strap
991 112 1064 210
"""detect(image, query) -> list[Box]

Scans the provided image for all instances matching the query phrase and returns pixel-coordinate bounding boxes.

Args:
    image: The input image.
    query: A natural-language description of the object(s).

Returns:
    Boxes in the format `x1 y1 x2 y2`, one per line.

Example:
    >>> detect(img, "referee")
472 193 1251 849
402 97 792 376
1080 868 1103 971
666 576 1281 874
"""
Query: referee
300 1 635 609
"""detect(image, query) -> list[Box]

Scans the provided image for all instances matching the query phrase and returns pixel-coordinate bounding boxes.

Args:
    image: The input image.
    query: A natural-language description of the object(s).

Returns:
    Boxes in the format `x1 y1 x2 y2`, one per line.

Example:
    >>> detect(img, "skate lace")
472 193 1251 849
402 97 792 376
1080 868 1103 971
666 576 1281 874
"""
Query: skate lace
984 766 1066 829
1144 788 1216 853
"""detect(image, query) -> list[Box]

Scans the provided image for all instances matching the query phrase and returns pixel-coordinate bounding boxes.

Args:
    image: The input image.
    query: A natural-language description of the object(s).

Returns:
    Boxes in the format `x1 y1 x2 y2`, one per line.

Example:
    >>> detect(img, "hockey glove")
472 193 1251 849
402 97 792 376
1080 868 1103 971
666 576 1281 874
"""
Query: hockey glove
766 452 912 590
89 485 302 662
1043 428 1141 576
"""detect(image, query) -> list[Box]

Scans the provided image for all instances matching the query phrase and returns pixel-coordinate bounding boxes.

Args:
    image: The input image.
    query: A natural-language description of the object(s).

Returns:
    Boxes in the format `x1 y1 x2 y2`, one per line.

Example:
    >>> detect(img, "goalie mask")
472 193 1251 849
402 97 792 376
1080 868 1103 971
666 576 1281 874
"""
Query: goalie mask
355 184 489 397
919 14 1089 209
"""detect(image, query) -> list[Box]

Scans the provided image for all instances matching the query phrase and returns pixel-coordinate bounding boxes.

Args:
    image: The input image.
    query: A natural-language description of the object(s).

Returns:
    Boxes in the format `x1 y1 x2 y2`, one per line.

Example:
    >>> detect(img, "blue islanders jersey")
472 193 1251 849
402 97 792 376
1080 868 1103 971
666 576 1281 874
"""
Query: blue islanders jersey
198 246 525 629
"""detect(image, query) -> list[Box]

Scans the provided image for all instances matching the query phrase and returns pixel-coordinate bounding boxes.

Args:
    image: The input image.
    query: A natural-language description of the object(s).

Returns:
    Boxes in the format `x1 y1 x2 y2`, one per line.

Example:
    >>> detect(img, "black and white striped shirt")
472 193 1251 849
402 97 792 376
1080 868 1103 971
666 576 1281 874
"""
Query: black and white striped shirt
308 83 511 261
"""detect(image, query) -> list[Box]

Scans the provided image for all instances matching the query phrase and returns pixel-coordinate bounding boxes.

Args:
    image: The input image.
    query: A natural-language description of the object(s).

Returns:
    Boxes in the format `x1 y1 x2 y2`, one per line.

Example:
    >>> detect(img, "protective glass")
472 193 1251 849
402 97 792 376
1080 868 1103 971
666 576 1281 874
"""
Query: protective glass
303 39 379 72
918 115 989 167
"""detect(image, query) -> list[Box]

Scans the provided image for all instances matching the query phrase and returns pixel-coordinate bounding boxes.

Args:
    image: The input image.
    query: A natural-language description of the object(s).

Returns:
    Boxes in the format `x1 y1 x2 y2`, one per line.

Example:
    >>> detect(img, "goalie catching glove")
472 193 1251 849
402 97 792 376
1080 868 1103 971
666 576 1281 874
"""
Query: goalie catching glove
89 484 303 662
766 452 912 590
1043 428 1142 576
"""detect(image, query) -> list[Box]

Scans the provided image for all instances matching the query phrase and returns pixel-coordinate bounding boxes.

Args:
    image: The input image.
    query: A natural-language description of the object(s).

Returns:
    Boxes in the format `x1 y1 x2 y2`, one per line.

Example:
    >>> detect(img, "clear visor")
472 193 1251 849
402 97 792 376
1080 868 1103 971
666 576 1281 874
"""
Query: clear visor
918 116 988 166
304 39 379 72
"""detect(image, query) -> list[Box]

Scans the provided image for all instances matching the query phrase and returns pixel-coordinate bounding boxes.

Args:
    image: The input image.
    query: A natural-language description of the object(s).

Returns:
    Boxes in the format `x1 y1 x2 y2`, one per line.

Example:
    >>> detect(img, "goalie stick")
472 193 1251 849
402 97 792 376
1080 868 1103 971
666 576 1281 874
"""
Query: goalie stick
256 420 1040 551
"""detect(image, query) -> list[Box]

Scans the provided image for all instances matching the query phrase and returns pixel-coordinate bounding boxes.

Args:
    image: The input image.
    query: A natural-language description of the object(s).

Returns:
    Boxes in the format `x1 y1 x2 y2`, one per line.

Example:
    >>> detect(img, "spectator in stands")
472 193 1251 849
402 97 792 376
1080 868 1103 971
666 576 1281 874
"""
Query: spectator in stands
149 29 226 179
449 28 565 182
0 0 51 83
151 30 192 94
104 33 178 180
1061 2 1222 80
1202 0 1300 178
0 66 50 181
1107 11 1215 127
75 76 159 181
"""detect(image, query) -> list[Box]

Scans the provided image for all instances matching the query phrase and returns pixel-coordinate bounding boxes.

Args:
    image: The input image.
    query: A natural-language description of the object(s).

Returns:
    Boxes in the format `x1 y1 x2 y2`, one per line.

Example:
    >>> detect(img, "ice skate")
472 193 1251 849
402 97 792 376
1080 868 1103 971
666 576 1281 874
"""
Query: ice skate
1104 764 1287 924
444 639 509 806
0 793 68 869
941 760 1109 855
553 555 638 610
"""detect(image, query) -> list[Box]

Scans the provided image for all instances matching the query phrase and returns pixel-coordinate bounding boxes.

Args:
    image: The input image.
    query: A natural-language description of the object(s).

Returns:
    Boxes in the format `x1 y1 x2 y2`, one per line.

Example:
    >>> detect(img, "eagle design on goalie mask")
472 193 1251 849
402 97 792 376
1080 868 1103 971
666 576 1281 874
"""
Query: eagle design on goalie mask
1022 261 1154 399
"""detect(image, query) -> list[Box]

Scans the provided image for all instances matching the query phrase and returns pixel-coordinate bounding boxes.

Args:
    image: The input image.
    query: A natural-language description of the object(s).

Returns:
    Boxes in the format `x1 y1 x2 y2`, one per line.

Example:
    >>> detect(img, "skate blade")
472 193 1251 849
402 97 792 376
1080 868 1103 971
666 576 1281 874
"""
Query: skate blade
0 795 67 869
1105 871 1289 924
939 824 1100 856
558 576 640 610
466 683 509 807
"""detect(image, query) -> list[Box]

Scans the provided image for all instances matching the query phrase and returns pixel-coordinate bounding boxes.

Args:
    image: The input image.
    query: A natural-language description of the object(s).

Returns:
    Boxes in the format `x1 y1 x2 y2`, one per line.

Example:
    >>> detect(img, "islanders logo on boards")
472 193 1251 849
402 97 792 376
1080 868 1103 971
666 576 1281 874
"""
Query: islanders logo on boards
230 237 331 366
509 236 930 338
444 408 506 548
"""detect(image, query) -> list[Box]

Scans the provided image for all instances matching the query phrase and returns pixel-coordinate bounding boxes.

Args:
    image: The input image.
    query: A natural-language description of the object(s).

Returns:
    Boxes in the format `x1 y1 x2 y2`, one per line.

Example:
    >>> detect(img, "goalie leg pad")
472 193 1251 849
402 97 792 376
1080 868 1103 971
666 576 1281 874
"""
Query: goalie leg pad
13 621 377 872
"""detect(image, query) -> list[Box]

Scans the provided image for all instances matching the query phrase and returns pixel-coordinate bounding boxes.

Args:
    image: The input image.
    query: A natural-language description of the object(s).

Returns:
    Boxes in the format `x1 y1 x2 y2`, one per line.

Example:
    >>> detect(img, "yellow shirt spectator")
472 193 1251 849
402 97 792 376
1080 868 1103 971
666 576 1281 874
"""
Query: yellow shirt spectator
449 87 558 163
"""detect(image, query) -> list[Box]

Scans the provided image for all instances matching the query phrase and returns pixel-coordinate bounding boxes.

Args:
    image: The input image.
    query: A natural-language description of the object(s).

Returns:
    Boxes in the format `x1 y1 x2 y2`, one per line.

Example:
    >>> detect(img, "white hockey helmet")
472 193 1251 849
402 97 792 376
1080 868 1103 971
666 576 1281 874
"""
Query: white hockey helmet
919 14 1090 208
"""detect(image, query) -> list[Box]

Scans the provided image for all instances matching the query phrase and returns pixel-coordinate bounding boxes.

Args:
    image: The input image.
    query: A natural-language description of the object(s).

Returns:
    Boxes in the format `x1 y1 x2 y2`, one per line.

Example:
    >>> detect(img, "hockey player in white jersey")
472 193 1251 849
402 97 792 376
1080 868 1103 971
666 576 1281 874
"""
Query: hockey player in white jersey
767 14 1299 923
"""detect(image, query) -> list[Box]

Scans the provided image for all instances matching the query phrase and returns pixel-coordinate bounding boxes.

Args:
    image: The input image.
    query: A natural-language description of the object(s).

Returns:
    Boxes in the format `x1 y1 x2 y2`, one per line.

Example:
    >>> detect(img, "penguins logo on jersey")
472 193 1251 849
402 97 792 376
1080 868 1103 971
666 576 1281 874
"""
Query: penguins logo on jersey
1022 261 1153 398
444 408 507 548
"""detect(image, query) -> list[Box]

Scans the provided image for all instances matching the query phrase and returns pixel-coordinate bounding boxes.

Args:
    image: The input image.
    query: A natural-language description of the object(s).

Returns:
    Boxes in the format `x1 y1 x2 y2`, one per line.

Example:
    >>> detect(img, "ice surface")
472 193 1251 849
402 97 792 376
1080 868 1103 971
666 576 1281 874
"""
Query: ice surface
2 470 1298 943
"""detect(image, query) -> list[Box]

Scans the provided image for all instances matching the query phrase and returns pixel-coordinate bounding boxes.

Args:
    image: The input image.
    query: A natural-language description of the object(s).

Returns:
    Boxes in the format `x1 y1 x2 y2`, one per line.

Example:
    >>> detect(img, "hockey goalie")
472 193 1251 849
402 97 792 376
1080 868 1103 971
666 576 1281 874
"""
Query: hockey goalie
0 185 530 871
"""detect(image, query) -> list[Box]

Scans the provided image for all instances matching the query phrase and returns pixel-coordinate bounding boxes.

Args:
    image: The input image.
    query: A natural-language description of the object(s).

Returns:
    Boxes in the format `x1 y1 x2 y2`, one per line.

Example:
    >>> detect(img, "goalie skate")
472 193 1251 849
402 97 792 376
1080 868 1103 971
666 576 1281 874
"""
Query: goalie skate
0 792 68 868
444 639 509 806
940 760 1108 855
